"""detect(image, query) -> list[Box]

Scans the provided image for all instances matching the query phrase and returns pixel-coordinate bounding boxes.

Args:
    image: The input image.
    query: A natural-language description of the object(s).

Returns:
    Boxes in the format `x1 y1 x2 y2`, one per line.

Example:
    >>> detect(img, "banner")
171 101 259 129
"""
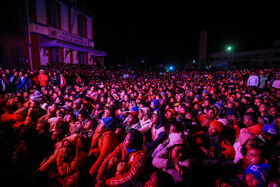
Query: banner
48 27 88 47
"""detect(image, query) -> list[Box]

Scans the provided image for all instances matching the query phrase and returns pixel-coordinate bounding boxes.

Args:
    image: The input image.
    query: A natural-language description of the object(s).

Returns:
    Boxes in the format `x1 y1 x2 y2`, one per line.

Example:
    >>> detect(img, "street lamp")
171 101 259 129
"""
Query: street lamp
226 45 234 69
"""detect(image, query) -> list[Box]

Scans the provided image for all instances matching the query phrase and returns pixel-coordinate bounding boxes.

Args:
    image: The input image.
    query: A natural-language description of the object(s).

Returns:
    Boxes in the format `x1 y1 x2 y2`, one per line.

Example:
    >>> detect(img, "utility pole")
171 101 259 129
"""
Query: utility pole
26 0 33 71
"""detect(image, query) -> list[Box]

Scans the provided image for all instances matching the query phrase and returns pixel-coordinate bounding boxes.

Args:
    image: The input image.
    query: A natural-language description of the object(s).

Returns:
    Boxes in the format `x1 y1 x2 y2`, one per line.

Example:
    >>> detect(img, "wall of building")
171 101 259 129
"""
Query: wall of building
0 33 29 67
208 43 280 69
36 0 47 25
0 0 104 69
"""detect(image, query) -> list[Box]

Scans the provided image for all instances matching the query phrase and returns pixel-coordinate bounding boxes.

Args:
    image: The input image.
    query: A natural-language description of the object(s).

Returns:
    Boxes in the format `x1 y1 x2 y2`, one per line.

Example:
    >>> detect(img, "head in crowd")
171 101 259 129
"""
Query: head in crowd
144 170 175 187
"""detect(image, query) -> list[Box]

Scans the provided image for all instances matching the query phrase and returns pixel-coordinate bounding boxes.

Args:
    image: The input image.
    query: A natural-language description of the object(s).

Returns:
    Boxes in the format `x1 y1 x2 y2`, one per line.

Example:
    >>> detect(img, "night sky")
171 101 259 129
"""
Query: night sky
85 1 280 69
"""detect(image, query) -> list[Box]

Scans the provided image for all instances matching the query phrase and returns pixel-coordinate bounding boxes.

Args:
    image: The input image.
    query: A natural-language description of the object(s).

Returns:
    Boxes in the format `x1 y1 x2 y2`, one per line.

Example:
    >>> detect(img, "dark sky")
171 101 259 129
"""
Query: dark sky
85 0 280 68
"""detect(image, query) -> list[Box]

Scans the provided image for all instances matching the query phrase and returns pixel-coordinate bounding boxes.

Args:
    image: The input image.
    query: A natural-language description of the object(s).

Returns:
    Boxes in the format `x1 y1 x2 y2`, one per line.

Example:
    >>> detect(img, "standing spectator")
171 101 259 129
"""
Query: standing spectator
24 73 33 92
0 71 6 94
11 71 20 92
4 69 13 92
38 69 48 87
17 71 26 92
60 73 66 88
272 74 280 89
258 70 268 89
247 71 259 88
50 72 60 86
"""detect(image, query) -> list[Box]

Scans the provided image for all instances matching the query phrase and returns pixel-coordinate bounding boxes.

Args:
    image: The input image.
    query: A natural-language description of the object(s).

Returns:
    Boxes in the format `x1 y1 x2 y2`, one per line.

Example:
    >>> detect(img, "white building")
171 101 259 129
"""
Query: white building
208 40 280 69
0 0 106 69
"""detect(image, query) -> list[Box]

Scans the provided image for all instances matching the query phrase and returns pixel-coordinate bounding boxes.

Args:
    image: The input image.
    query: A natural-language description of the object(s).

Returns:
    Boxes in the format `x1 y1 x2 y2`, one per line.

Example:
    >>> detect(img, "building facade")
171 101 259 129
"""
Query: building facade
208 40 280 69
0 0 106 70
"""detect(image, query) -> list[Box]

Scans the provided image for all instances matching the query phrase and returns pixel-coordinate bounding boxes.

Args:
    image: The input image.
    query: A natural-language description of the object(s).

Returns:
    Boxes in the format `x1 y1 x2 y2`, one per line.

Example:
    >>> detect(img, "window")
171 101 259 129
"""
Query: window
46 0 61 28
12 47 23 65
77 14 87 37
50 47 60 63
79 52 86 65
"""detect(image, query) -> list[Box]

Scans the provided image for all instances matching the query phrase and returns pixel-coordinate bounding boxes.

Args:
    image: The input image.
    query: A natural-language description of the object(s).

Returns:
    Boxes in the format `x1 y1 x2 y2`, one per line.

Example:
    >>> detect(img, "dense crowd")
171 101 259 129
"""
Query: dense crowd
0 64 280 187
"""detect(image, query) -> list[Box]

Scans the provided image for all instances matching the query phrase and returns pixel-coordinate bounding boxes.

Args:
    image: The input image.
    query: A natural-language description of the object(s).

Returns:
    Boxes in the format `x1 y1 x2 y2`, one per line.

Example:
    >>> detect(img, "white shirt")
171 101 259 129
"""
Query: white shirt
247 75 259 86
272 79 280 89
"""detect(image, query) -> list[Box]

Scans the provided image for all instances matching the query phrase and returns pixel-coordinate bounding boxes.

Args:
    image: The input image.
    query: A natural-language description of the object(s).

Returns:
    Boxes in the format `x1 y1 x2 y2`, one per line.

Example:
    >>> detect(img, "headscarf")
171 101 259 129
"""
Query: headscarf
124 129 143 161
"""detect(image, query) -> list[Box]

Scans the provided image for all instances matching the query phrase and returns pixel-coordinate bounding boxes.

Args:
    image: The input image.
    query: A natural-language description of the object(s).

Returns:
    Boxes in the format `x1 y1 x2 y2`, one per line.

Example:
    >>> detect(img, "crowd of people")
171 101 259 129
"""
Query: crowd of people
0 64 279 187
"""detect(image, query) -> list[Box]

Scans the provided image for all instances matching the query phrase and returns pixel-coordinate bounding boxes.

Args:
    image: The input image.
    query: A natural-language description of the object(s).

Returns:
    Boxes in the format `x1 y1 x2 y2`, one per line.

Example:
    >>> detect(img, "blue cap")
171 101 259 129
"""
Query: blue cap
131 106 139 112
243 164 271 187
102 117 117 131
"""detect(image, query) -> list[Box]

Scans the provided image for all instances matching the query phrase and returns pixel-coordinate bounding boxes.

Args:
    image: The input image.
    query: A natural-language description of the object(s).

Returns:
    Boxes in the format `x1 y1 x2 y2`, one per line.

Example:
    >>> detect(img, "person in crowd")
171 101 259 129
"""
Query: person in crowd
197 107 216 131
71 117 96 153
17 71 26 92
143 170 175 187
95 129 146 187
56 135 88 186
138 107 152 134
88 116 119 177
272 74 280 89
243 112 264 136
152 132 193 186
247 71 259 88
145 110 167 154
233 128 257 163
38 69 48 87
124 110 141 132
152 122 185 159
243 164 271 187
23 73 33 92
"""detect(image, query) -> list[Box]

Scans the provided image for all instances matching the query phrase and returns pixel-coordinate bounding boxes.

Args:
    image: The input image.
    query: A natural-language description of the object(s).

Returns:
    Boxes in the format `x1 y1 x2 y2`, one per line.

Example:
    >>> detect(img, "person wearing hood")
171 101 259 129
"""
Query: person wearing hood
95 129 146 187
152 133 193 186
233 128 257 164
138 107 152 134
88 116 119 177
56 135 88 186
200 120 235 161
145 110 167 153
197 120 236 186
150 99 159 111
